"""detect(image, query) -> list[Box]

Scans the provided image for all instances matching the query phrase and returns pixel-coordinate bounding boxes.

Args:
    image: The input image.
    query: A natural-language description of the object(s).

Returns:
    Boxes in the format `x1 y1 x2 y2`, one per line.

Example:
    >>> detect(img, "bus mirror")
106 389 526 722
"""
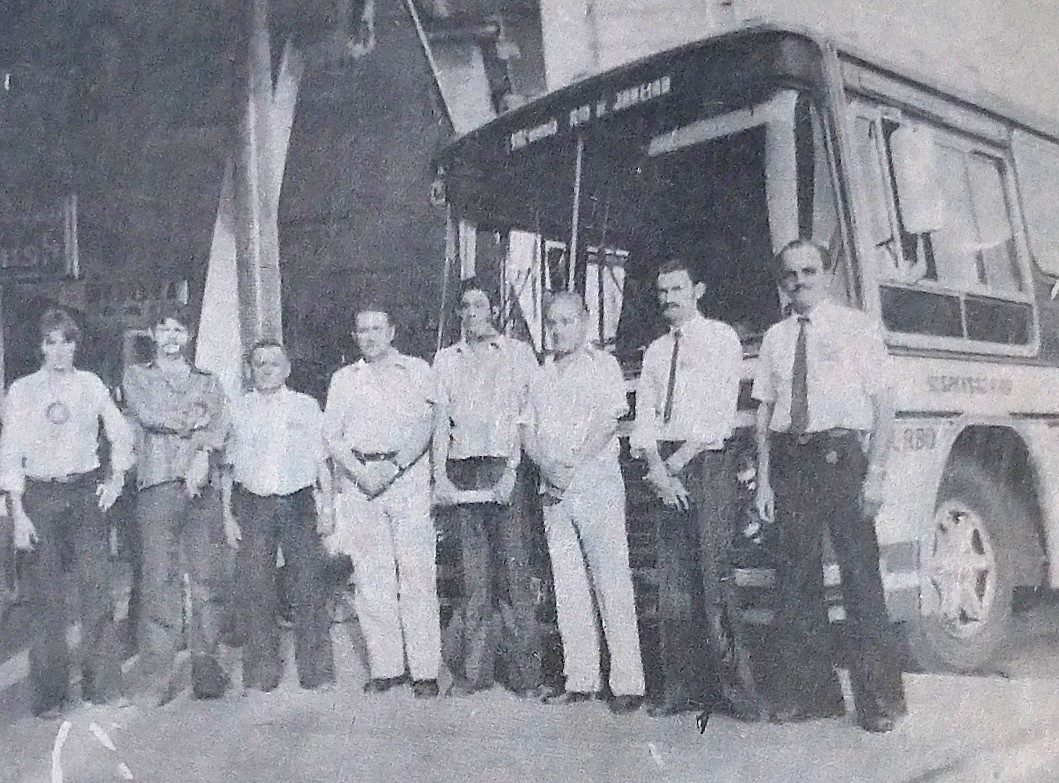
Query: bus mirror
890 123 945 235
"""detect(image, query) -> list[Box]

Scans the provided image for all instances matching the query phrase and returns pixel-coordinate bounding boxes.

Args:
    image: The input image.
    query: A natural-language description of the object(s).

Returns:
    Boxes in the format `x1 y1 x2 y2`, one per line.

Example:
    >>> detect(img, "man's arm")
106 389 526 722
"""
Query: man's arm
121 365 187 433
97 379 134 511
0 386 35 549
187 375 231 454
862 385 896 519
754 401 775 523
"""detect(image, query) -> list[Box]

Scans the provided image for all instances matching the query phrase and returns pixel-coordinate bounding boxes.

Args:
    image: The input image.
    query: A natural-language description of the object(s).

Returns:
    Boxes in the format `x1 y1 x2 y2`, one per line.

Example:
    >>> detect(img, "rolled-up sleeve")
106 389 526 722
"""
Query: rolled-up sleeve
858 320 893 398
322 370 349 454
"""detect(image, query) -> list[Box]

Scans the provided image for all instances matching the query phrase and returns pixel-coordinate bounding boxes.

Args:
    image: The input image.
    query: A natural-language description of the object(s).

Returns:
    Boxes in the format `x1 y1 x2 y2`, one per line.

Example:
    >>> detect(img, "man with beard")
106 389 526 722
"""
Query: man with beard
632 258 761 721
753 239 906 733
122 303 231 705
432 280 544 697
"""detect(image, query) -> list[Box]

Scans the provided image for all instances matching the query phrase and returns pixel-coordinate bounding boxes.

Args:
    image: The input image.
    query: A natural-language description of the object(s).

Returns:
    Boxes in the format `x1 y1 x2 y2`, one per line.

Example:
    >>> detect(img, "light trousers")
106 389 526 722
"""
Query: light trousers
543 460 645 697
335 462 440 680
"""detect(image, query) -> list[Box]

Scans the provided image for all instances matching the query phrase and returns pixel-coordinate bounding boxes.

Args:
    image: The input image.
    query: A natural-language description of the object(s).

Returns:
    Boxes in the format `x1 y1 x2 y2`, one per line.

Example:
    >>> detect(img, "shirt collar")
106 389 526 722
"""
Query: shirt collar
454 333 503 354
353 350 410 371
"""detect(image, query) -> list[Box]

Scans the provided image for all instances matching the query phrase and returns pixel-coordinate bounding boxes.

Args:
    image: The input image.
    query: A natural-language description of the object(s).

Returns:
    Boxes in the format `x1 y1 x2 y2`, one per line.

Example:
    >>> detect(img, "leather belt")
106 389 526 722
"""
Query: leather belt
775 428 858 447
352 450 398 463
26 468 101 485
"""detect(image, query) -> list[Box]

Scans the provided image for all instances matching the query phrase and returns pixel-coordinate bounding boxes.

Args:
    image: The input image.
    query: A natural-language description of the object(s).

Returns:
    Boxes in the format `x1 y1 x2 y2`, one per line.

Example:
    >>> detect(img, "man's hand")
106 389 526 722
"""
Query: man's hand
433 474 460 506
184 449 210 498
358 461 399 497
663 453 687 477
646 466 689 511
12 510 37 551
541 457 575 493
755 480 775 523
861 468 886 520
96 474 124 512
491 468 517 505
315 491 336 536
222 507 242 550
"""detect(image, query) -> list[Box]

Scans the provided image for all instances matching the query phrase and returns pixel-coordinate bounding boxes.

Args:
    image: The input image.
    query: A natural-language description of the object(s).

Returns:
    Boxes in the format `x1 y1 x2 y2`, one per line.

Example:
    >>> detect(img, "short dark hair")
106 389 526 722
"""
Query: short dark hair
39 307 81 344
544 289 588 317
458 277 491 305
656 258 701 284
775 238 831 272
153 301 193 330
246 338 287 365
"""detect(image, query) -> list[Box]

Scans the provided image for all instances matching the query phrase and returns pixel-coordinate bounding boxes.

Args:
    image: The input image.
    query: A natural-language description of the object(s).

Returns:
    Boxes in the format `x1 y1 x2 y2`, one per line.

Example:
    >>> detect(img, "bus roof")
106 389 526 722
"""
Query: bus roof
437 22 1059 172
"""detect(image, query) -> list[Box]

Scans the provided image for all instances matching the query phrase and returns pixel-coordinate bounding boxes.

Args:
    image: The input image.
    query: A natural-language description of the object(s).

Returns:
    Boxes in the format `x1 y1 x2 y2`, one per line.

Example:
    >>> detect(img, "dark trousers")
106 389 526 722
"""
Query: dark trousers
651 445 756 707
234 486 334 690
127 481 229 699
24 473 121 715
448 458 543 692
770 432 906 722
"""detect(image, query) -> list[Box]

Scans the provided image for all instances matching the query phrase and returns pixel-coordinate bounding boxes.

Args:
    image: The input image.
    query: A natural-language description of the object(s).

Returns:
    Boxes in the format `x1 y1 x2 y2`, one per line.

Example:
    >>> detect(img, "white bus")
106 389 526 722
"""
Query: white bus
432 24 1059 672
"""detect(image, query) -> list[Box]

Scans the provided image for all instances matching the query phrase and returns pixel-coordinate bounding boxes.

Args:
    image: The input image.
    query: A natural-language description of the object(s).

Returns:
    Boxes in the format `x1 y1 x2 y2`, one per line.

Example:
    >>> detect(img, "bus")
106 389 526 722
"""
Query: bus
431 24 1059 673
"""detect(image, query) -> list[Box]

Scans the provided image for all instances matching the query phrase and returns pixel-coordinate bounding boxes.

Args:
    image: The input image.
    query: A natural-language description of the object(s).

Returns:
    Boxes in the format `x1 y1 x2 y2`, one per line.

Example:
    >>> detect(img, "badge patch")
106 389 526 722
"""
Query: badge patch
46 401 71 425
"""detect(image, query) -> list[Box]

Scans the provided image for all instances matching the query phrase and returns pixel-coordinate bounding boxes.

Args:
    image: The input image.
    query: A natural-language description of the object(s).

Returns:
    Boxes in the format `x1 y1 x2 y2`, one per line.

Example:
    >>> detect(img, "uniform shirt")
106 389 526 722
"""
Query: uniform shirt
752 301 891 433
433 334 538 460
631 314 742 452
322 351 436 455
523 346 627 467
123 362 230 490
0 368 135 494
226 387 323 496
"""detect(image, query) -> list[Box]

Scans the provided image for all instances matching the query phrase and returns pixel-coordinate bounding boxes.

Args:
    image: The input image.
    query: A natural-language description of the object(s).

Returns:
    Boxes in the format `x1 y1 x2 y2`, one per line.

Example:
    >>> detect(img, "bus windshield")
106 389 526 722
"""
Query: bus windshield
445 85 849 368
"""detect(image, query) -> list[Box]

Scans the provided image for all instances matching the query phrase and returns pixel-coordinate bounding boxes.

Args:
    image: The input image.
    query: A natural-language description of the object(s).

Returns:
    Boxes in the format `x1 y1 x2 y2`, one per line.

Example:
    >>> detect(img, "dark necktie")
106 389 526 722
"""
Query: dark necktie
790 316 810 435
662 328 681 425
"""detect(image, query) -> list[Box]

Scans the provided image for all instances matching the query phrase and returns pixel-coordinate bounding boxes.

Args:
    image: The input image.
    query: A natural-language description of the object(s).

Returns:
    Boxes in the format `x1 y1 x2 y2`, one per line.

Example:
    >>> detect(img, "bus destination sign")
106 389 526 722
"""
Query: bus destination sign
509 74 673 153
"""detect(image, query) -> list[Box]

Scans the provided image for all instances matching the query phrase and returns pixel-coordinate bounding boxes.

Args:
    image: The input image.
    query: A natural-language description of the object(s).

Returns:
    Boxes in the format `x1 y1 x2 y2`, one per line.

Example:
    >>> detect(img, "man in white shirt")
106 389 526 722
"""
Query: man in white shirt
632 258 761 721
221 340 335 692
323 302 440 698
522 292 645 714
753 239 906 733
432 280 544 697
1 307 134 717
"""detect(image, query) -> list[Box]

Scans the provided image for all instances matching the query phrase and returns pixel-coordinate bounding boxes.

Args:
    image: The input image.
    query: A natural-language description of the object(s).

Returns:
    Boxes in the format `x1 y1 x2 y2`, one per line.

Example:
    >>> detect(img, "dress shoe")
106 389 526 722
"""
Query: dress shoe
609 695 643 715
363 675 407 695
542 690 595 705
861 714 897 733
412 679 440 698
647 700 698 718
447 681 483 697
192 655 229 700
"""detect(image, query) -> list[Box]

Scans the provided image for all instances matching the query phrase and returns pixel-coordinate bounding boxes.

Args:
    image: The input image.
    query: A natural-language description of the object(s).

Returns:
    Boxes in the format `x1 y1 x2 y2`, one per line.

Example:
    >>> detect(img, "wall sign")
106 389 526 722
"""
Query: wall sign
0 196 79 279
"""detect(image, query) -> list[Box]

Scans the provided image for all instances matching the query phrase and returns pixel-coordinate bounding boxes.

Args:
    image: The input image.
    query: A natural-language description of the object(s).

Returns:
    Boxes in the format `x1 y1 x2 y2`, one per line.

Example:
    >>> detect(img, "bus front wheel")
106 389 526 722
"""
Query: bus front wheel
907 461 1016 673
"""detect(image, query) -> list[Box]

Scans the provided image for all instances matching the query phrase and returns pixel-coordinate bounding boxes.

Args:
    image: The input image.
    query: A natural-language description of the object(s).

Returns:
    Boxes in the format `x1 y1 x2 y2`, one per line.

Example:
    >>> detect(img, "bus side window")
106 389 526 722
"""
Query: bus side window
1012 131 1059 280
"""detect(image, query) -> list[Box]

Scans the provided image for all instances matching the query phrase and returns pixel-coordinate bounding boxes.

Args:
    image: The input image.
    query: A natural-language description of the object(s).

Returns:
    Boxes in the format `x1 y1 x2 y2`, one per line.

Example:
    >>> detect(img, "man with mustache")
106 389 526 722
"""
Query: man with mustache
122 302 232 705
753 239 906 732
632 258 761 721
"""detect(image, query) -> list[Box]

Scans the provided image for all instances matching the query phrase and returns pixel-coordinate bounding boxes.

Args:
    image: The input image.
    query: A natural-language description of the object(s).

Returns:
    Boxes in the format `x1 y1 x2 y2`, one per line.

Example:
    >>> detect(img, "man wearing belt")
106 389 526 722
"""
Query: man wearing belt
753 239 906 733
432 280 544 697
221 340 335 692
632 258 760 720
323 302 440 698
1 308 134 717
522 292 645 714
122 303 231 704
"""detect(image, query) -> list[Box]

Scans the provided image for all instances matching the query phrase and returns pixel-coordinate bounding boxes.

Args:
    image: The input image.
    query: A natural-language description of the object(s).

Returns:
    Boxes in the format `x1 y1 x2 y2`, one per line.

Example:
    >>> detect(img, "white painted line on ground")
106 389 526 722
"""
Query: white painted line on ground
51 720 72 783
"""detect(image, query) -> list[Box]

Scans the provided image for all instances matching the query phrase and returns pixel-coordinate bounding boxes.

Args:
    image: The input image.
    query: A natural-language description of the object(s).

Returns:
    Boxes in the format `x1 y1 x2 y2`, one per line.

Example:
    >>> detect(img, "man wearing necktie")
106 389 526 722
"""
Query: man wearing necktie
632 258 760 719
753 239 906 733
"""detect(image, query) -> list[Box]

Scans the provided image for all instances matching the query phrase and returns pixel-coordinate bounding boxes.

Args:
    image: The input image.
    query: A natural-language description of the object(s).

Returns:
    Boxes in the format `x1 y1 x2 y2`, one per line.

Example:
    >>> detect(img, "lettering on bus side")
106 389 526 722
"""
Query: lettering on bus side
926 374 1014 395
509 118 559 152
893 425 938 453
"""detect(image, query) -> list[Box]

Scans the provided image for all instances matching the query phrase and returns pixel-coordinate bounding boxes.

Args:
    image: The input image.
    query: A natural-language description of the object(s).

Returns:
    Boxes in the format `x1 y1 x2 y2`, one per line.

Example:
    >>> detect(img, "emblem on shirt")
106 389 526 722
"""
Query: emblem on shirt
46 401 71 425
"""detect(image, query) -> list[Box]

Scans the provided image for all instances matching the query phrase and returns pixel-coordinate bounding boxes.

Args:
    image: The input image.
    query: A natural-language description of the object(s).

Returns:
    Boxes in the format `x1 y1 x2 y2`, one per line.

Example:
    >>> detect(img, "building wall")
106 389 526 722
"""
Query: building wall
279 0 452 397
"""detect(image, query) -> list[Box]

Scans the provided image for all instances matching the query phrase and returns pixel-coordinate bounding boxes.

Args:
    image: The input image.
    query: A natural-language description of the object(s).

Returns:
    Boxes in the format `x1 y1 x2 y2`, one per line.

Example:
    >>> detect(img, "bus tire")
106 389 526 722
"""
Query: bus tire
906 460 1016 673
